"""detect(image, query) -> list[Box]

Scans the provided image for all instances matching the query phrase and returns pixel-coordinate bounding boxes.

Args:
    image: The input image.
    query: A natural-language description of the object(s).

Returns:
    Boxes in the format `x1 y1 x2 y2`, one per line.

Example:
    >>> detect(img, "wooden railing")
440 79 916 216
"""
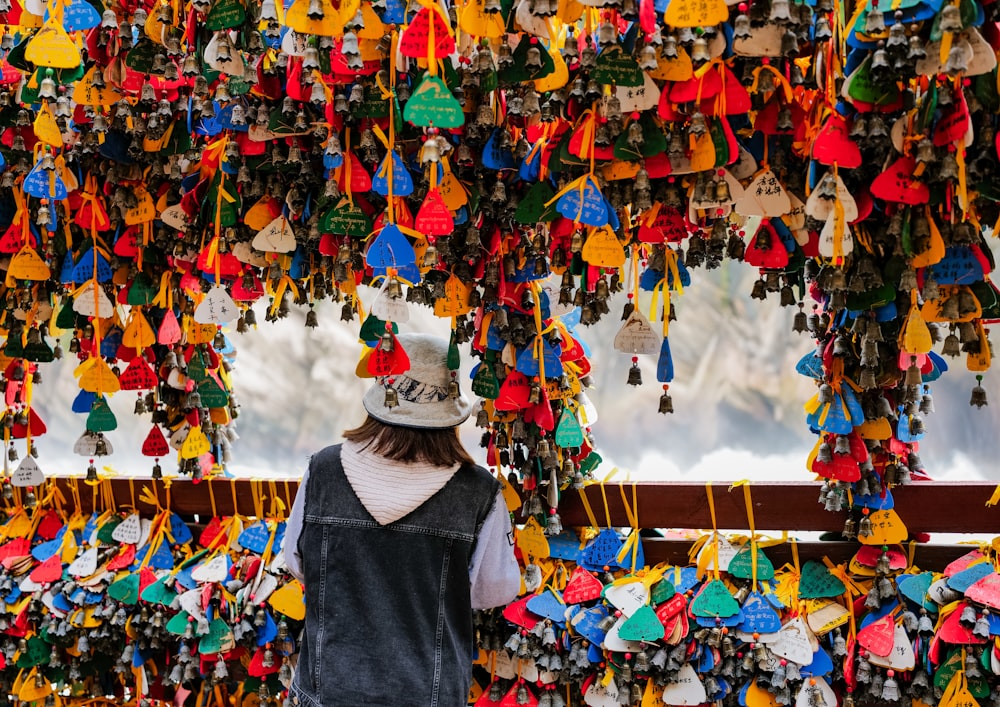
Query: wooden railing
44 476 1000 567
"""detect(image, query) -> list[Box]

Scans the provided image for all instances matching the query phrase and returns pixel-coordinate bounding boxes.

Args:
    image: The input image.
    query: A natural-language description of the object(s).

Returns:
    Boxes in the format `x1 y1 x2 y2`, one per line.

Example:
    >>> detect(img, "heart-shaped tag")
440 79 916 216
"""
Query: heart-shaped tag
194 285 239 324
29 553 62 584
403 75 464 129
502 596 541 630
140 425 170 458
603 580 649 618
398 5 454 59
564 567 604 604
367 332 411 377
949 561 994 592
768 617 815 665
689 579 740 618
897 572 936 611
613 310 661 355
516 517 550 561
67 546 98 578
571 604 611 645
868 622 916 670
728 545 775 581
965 572 1000 610
583 675 619 707
366 223 416 269
11 456 43 487
744 222 791 269
111 513 142 545
812 114 862 168
618 604 664 642
870 155 930 205
857 613 896 657
739 591 783 633
799 560 847 599
658 663 708 704
578 528 624 571
557 179 609 228
805 600 850 636
414 189 454 236
525 590 565 623
191 554 229 584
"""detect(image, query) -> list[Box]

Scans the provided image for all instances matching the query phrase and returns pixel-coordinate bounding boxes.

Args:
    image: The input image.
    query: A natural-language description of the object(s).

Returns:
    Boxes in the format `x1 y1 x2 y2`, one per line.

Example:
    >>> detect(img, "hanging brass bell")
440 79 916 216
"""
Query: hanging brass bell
383 386 399 408
945 40 971 75
307 0 324 18
627 362 642 386
38 74 57 101
870 46 890 72
939 3 962 31
689 111 708 135
865 7 886 32
690 37 711 62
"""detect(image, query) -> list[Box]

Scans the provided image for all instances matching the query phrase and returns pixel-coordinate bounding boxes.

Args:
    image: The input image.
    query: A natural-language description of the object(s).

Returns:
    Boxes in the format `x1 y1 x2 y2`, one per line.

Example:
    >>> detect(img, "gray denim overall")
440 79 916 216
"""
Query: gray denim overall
290 444 499 707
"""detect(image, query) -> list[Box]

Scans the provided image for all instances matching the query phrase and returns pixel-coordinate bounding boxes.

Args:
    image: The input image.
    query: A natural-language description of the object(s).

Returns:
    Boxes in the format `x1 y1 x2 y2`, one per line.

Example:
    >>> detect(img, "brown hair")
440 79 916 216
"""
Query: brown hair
343 416 475 466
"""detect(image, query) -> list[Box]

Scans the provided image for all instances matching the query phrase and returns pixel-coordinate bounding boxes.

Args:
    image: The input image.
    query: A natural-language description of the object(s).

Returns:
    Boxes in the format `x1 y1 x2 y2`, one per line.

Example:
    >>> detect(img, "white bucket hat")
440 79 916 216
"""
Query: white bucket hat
362 333 472 429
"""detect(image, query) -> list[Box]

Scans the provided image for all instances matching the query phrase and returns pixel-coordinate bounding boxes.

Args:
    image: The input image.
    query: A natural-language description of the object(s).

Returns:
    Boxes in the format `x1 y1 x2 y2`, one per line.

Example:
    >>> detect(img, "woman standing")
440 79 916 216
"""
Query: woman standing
283 332 521 706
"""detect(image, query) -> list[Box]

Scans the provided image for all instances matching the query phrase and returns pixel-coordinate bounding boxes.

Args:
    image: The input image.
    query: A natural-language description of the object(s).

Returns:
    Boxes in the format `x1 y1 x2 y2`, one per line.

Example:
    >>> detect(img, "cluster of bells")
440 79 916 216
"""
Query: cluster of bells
0 506 303 704
0 0 990 515
474 534 1000 707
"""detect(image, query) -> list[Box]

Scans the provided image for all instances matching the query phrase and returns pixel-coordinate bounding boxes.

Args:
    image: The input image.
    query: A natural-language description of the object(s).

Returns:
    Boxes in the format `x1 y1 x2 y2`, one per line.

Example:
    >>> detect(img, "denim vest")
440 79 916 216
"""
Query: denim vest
290 444 499 707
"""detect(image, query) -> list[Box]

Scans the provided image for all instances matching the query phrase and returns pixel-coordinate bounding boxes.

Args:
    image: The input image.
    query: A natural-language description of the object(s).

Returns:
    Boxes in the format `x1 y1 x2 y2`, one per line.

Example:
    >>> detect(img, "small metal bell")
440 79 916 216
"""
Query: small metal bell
753 642 769 663
627 362 642 386
38 73 58 101
908 34 927 59
689 111 708 135
939 3 962 31
306 0 324 18
945 40 972 75
383 386 399 408
661 34 678 59
865 8 886 32
770 0 792 21
971 376 988 408
690 37 710 62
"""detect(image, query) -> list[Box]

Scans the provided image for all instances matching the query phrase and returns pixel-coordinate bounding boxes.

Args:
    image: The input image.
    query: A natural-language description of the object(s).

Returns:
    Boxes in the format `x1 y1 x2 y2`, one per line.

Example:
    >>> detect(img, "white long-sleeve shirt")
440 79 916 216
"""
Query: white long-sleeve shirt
283 441 521 610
